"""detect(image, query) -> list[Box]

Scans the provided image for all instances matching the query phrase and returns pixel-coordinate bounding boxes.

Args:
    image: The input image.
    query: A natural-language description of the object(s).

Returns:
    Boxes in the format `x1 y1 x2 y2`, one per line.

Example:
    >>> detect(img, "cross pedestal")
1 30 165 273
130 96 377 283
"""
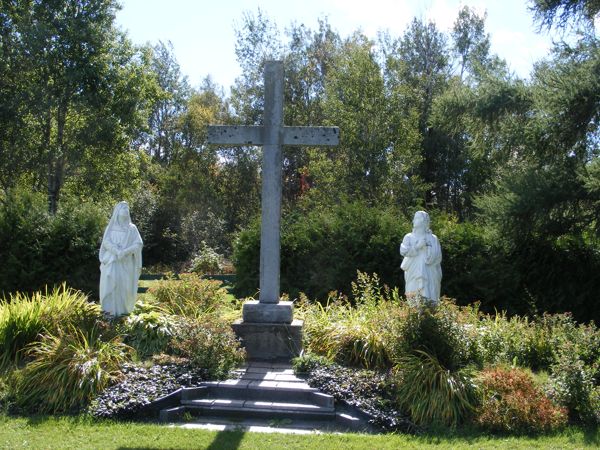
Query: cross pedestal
208 61 339 360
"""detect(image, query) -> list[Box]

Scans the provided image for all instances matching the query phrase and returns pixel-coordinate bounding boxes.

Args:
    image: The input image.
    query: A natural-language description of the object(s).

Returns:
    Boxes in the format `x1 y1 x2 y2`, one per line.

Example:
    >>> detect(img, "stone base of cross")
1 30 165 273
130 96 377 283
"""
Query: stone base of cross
208 61 339 359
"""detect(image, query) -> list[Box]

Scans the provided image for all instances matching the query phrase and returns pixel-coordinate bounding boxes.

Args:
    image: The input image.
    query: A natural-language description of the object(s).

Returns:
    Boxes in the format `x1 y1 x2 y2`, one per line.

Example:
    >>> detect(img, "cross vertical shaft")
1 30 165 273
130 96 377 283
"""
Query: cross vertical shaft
207 60 338 325
260 61 283 304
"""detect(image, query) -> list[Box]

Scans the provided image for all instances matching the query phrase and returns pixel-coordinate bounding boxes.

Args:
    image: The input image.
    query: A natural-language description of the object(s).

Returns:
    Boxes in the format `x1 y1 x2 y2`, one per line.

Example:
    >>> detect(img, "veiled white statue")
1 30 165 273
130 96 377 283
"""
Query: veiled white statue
99 201 143 316
400 211 442 305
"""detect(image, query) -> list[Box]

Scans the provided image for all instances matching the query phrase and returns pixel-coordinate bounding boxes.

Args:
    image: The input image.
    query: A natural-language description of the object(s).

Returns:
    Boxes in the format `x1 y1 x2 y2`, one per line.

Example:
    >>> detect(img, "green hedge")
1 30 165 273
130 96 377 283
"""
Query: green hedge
233 203 491 304
0 190 105 298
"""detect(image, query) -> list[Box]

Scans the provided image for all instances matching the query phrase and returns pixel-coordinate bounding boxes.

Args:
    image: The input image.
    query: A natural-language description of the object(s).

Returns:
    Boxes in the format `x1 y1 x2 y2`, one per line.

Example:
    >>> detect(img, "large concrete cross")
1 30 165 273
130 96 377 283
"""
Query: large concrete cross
208 61 339 312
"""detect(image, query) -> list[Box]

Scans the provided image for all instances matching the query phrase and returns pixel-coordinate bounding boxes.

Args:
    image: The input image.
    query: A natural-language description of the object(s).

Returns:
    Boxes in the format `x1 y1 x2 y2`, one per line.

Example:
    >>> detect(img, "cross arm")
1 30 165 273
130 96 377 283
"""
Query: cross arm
283 127 339 147
207 125 263 145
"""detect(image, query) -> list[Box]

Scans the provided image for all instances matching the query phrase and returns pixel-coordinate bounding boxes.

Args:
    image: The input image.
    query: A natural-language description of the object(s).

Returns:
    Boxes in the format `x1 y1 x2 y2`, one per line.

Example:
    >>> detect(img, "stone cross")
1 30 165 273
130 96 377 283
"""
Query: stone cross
208 61 338 321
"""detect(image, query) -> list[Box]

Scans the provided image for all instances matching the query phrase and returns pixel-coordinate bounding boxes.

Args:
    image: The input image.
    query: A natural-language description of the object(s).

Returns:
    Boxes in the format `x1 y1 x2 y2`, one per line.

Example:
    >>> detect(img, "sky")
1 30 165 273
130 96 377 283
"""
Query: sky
115 0 563 90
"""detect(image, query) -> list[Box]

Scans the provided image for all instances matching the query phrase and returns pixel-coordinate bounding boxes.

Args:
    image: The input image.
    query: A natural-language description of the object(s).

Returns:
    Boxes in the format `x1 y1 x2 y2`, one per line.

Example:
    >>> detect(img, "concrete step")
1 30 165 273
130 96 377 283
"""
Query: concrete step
179 398 336 421
181 383 334 408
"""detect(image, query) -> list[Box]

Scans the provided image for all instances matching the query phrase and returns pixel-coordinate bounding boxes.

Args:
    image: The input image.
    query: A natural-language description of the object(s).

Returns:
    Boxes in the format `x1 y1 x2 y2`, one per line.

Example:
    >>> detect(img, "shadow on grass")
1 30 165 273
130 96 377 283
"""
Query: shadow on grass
114 429 246 450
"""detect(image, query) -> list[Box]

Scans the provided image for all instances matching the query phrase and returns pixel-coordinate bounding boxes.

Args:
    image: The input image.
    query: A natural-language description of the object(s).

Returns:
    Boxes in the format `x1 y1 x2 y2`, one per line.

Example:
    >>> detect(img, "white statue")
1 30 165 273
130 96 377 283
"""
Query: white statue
400 211 442 305
99 201 143 316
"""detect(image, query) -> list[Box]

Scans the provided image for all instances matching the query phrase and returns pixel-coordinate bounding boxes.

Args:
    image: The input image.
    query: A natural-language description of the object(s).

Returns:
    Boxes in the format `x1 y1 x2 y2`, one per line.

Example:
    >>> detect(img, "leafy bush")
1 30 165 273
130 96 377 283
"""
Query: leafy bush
392 351 479 427
148 273 230 318
394 300 480 371
0 189 106 298
9 327 132 414
188 241 223 275
547 348 600 425
475 367 567 433
0 285 102 372
122 302 178 359
169 316 245 380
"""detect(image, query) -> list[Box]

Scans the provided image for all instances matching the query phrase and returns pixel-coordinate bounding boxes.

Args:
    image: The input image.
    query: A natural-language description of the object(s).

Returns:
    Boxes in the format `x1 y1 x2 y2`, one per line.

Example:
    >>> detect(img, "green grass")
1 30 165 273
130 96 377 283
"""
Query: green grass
0 415 597 449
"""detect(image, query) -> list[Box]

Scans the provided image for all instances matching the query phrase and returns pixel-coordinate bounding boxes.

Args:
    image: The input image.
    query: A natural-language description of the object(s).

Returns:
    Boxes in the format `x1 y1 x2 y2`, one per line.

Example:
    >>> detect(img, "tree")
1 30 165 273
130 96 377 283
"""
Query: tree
384 19 452 207
451 6 491 80
0 0 155 213
141 41 191 163
531 0 600 30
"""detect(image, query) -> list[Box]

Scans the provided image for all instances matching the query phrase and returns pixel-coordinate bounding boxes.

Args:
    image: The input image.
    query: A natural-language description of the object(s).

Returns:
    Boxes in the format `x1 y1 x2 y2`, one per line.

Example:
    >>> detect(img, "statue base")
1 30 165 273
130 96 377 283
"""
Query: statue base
242 300 293 323
231 319 303 361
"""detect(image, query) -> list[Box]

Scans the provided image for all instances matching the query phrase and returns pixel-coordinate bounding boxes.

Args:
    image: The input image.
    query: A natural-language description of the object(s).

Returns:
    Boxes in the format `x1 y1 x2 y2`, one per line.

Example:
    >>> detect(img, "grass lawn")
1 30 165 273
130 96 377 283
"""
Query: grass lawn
0 415 598 449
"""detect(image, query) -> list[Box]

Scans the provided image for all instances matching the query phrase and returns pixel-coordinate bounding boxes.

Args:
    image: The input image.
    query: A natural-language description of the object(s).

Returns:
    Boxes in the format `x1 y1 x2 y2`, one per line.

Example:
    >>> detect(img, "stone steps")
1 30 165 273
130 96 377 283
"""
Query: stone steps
158 363 371 431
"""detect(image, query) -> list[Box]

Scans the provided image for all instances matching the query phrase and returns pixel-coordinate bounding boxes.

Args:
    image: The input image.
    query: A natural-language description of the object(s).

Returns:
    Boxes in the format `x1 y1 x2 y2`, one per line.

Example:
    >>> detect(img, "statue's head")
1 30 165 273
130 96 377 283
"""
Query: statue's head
113 201 131 226
412 210 430 231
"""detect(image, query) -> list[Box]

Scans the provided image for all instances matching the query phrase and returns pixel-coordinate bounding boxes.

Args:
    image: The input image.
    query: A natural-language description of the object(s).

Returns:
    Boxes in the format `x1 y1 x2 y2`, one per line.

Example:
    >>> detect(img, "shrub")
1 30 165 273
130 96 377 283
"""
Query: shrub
393 300 480 371
9 327 132 414
169 316 245 379
122 302 177 359
392 350 479 427
0 285 102 372
187 241 223 275
547 348 600 425
0 189 106 298
475 367 567 433
477 314 556 371
148 273 230 318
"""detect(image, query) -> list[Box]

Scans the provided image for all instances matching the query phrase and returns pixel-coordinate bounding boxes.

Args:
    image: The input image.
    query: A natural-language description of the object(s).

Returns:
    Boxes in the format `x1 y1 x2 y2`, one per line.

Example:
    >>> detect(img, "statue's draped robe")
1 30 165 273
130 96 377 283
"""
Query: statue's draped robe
99 223 143 315
400 231 442 303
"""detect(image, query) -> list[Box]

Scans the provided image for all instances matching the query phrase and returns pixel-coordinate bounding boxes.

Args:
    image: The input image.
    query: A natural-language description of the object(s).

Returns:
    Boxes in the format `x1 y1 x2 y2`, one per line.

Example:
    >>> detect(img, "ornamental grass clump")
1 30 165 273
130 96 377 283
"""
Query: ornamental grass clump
300 272 404 370
475 367 567 433
0 284 101 372
392 350 479 427
9 327 132 414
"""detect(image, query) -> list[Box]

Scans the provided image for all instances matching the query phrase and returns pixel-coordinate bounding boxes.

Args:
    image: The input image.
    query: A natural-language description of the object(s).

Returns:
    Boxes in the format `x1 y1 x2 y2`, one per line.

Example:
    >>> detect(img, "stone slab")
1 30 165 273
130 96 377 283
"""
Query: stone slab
242 300 293 323
232 319 303 361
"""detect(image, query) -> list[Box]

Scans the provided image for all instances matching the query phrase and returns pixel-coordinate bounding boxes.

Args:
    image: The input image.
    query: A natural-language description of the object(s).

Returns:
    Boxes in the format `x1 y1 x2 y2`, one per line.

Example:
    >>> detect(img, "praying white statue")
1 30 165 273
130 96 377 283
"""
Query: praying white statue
99 201 143 316
400 211 442 305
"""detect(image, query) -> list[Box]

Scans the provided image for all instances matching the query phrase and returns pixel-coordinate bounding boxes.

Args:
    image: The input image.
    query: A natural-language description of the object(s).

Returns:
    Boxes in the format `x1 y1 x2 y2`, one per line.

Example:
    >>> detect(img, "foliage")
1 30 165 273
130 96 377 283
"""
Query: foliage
394 301 480 371
148 273 231 318
187 241 223 275
121 302 177 359
291 353 333 373
9 327 132 414
0 189 106 298
0 284 101 372
0 0 157 212
299 272 404 369
235 203 493 306
392 351 479 427
547 348 600 425
169 316 245 380
475 367 567 433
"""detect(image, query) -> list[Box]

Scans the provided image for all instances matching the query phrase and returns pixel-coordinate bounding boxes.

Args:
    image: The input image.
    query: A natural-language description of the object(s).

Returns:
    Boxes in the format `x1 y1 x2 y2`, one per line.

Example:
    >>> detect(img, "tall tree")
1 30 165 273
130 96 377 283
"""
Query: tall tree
451 6 491 80
0 0 155 213
531 0 600 30
142 41 191 163
386 19 451 207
